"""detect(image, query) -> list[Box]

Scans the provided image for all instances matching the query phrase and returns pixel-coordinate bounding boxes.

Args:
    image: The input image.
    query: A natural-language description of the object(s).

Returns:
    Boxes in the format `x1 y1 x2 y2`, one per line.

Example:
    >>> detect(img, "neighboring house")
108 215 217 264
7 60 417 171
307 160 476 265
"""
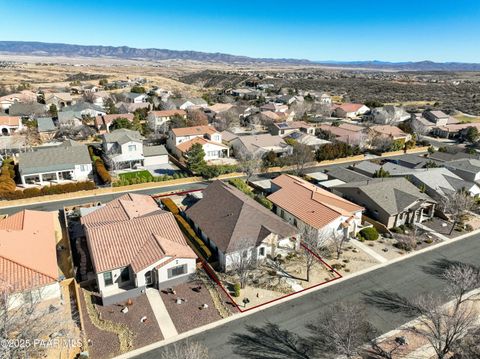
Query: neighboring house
90 91 111 107
143 145 169 167
147 110 187 133
0 116 23 136
117 102 150 114
369 125 411 142
230 133 290 157
423 110 452 126
36 117 57 141
167 125 229 161
388 154 434 169
95 113 135 132
428 151 479 163
0 135 26 156
269 121 315 136
58 111 84 127
444 159 480 183
8 102 48 117
81 193 197 305
0 210 61 309
0 90 37 111
220 130 239 146
267 174 364 240
369 106 410 124
319 93 332 105
172 98 208 110
260 103 289 113
122 92 148 104
432 123 480 139
205 103 235 118
284 131 330 149
64 102 106 117
333 103 370 119
317 123 367 146
334 178 436 229
18 141 93 185
325 167 370 183
44 92 74 109
186 180 299 271
102 129 145 169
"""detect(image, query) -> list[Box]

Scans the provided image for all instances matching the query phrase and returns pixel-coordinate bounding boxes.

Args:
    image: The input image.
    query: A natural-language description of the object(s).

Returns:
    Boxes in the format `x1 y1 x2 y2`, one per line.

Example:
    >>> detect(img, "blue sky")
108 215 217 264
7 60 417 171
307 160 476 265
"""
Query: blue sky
1 0 479 62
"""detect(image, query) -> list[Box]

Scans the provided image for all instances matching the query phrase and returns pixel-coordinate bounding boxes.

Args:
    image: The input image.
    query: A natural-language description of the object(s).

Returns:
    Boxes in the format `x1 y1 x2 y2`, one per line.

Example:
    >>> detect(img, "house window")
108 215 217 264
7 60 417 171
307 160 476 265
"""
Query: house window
293 219 298 227
280 209 285 219
168 264 187 279
259 247 265 256
103 271 113 286
128 144 137 152
120 267 130 282
80 164 87 171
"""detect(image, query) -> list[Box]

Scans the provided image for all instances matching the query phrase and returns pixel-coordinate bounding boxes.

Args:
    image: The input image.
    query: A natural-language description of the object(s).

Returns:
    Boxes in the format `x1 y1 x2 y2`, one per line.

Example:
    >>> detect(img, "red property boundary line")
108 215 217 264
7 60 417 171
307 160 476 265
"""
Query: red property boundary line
201 243 343 313
149 189 344 313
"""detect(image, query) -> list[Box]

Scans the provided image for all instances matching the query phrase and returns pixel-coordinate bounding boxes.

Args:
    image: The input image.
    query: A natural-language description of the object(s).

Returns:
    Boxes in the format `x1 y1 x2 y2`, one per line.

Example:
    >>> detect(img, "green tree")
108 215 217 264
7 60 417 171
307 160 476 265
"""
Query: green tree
186 143 207 174
99 78 108 86
48 104 58 118
104 98 118 114
110 117 133 130
465 126 479 143
373 166 390 178
130 86 146 94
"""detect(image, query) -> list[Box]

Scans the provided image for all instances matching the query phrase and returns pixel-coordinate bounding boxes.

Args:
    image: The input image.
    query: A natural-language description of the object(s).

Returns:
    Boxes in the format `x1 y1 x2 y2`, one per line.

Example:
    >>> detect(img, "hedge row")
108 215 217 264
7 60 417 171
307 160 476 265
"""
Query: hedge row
160 198 180 215
94 159 111 184
175 214 212 260
0 159 16 192
112 172 189 187
228 178 273 209
200 164 238 179
0 181 96 200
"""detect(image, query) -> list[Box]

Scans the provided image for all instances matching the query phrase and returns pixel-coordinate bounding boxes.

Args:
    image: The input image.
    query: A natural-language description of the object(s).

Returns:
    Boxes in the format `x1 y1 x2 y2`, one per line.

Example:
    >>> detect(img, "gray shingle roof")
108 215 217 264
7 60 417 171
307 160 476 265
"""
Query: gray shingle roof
326 167 369 183
8 102 47 117
36 117 57 132
445 159 480 174
19 142 91 175
186 180 297 254
143 145 168 157
336 178 435 215
102 129 144 145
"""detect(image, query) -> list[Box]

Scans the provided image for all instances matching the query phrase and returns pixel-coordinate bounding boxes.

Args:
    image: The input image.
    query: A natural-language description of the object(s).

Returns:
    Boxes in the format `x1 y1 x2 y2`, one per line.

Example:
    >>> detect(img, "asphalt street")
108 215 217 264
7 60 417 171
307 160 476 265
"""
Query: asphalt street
133 234 480 359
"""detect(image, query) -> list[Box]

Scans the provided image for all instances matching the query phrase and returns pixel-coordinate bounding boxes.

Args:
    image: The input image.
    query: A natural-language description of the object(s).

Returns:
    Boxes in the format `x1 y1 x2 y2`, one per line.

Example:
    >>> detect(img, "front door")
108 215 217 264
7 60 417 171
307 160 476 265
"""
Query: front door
144 270 155 287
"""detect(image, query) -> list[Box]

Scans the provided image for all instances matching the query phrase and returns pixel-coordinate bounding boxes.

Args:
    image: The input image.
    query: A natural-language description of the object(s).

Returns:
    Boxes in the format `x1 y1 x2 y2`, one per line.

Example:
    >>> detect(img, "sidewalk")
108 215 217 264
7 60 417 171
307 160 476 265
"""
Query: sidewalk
146 288 178 339
350 239 388 263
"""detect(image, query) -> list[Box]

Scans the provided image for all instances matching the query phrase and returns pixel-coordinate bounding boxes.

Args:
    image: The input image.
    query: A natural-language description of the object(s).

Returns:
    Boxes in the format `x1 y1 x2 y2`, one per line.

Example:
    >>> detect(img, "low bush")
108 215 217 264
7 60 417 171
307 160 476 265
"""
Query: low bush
0 181 96 200
255 195 273 210
233 283 241 297
358 227 379 241
228 178 253 197
201 164 238 179
174 213 212 260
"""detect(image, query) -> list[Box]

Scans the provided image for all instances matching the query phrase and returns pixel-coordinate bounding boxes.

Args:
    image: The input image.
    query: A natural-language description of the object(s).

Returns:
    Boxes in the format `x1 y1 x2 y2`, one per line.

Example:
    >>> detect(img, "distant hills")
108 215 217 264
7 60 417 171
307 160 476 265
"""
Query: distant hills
1 41 480 71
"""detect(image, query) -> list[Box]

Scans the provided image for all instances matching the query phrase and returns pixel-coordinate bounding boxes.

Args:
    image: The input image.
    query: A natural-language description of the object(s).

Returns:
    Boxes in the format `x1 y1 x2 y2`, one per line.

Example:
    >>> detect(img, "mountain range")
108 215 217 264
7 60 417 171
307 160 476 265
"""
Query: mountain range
1 41 480 71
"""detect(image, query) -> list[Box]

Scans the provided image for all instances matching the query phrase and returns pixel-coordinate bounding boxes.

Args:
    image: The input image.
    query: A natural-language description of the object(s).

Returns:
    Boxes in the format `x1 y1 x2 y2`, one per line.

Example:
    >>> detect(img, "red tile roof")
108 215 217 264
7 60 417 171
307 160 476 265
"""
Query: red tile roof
0 116 21 126
0 210 58 292
82 194 196 273
150 110 186 117
171 125 218 137
176 137 228 154
267 174 363 229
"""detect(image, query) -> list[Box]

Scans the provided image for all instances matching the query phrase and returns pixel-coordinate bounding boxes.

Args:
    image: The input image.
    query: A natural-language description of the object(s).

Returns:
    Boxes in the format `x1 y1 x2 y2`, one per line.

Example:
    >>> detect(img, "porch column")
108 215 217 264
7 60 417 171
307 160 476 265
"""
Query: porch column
55 172 60 181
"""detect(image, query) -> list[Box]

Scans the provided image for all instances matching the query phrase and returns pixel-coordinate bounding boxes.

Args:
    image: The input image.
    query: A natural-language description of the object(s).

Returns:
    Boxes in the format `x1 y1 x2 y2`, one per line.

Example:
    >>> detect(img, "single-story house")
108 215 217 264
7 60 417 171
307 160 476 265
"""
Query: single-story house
269 121 316 136
36 117 57 141
444 159 480 183
267 174 364 240
117 102 151 114
186 180 299 271
333 103 370 119
0 116 23 136
58 111 84 127
81 193 197 305
95 113 135 132
369 125 411 142
317 123 367 146
18 141 92 185
230 133 290 157
63 102 106 117
8 102 48 117
172 98 208 110
44 92 74 109
0 210 61 309
369 106 410 125
334 177 436 229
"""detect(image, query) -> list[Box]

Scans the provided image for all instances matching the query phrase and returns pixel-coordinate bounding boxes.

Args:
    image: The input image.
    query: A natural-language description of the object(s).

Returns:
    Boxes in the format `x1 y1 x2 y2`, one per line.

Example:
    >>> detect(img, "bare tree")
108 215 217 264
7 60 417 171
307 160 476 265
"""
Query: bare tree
237 148 262 182
159 341 209 359
440 190 476 235
306 303 376 358
451 326 480 358
229 239 257 289
442 263 480 309
186 109 209 127
301 227 331 282
289 143 314 176
331 229 347 260
0 286 72 359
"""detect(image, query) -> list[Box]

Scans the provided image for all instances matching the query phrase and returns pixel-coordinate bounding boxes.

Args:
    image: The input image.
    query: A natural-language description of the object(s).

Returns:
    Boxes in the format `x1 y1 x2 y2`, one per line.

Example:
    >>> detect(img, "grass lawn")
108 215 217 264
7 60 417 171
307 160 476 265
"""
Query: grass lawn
454 114 480 123
118 170 154 182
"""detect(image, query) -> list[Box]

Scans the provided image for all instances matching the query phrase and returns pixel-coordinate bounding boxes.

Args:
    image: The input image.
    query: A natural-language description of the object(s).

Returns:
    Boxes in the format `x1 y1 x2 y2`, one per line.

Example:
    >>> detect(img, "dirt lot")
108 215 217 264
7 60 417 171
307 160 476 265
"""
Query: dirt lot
326 244 379 275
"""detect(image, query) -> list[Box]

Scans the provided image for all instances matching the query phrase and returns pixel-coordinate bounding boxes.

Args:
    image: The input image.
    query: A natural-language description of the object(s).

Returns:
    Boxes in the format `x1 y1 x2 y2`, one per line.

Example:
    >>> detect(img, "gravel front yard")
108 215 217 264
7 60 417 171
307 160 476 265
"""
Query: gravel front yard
160 279 223 333
79 290 163 359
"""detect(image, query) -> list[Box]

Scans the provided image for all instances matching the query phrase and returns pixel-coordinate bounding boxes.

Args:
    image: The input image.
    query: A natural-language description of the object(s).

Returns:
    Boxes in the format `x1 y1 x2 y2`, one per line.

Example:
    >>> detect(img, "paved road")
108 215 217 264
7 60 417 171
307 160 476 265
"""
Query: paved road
0 182 210 215
133 235 480 359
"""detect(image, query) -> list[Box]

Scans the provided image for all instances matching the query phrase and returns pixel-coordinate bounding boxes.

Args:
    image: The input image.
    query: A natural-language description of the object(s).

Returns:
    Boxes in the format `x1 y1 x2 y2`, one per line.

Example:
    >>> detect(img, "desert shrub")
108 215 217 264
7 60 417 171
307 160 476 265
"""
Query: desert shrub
233 283 241 297
358 227 379 241
394 236 417 252
331 263 343 270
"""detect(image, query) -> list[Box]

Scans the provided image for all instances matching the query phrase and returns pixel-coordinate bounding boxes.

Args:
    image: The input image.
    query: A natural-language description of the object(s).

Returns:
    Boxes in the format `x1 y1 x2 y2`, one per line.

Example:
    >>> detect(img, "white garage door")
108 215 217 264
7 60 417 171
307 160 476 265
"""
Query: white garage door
144 155 169 166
